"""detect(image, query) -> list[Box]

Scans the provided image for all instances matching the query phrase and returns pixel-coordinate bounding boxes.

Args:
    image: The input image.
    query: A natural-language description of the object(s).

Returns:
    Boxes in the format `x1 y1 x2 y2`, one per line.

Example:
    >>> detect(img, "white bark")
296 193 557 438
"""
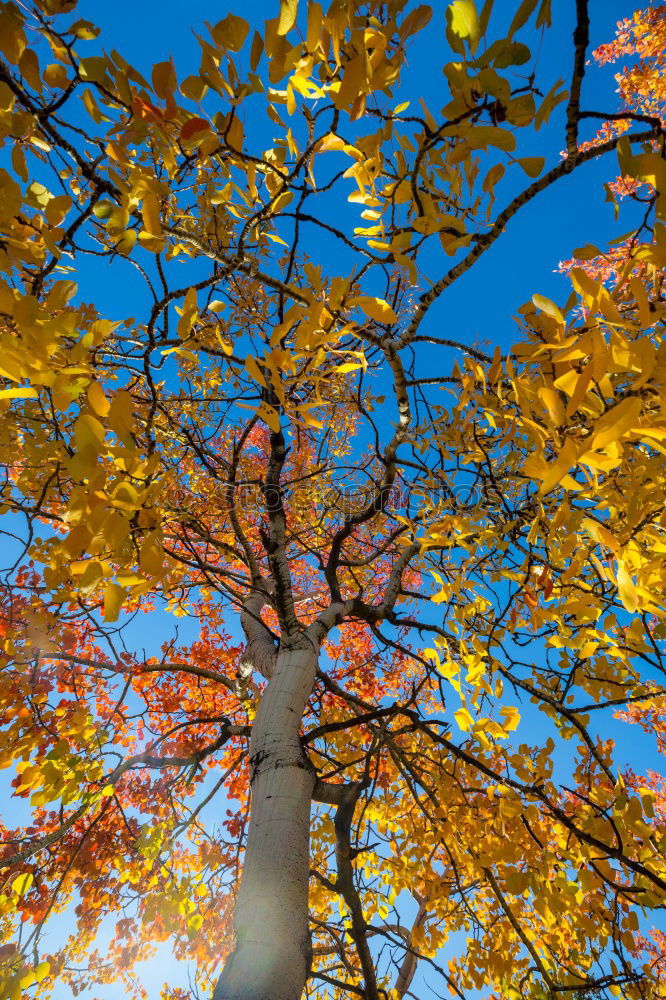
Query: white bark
394 897 427 998
214 638 318 1000
236 585 278 697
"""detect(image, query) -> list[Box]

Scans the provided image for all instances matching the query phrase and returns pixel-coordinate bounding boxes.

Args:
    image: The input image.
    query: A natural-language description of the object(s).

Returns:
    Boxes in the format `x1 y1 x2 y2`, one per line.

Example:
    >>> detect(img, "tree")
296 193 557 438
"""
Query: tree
0 1 665 999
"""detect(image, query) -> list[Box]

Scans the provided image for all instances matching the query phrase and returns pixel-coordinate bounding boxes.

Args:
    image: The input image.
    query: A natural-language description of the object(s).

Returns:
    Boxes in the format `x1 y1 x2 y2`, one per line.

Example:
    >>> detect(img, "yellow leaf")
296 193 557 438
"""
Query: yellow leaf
532 293 564 322
506 93 535 127
349 296 398 325
87 381 110 417
517 156 545 178
589 396 642 452
629 276 652 330
116 572 150 587
508 0 538 35
70 19 100 40
399 6 432 40
582 518 620 555
250 30 263 70
630 152 666 191
141 191 162 236
258 403 281 432
82 88 102 123
537 385 564 426
12 873 34 897
332 362 363 374
448 0 480 43
277 0 298 35
454 707 474 731
139 533 164 577
45 194 72 225
102 512 129 548
500 706 520 732
0 386 38 399
74 413 106 451
245 355 267 387
465 125 516 152
152 59 176 99
539 437 578 494
103 582 127 622
43 62 69 89
34 962 50 984
317 133 351 154
617 562 638 613
93 200 114 219
573 243 601 261
115 229 137 255
108 390 135 443
210 14 250 52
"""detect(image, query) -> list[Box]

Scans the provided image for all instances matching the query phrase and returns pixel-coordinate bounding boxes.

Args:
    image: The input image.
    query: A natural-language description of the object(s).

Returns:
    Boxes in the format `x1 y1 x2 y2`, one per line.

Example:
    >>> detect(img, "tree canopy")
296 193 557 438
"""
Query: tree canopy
1 1 666 999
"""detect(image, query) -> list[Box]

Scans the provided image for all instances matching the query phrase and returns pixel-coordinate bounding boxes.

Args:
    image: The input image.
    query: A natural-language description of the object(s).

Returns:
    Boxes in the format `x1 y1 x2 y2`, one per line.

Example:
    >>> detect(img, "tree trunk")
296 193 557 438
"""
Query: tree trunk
214 638 318 1000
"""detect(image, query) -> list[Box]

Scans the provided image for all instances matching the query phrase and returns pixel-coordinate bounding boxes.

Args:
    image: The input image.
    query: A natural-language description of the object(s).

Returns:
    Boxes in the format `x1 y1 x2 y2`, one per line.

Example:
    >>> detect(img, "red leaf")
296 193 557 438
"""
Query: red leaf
132 96 163 121
180 117 211 142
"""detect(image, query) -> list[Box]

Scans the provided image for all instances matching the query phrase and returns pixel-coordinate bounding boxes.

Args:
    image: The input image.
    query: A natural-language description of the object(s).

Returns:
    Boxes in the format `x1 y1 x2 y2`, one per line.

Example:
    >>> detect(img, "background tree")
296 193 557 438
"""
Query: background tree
0 2 665 1000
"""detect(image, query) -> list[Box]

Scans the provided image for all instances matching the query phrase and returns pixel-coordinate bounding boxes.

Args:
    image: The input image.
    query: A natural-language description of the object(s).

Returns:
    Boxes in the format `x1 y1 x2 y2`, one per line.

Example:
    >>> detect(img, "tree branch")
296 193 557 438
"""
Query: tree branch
565 0 591 161
333 780 382 1000
396 126 663 348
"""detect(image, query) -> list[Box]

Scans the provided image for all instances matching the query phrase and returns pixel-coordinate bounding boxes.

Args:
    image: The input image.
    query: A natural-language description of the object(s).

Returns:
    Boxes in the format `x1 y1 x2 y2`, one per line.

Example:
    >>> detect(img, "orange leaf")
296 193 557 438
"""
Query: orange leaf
180 117 211 143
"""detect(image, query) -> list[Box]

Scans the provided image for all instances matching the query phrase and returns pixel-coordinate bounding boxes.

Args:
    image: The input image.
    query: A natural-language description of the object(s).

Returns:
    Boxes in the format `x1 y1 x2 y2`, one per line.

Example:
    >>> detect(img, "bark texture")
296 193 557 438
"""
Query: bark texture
214 638 318 1000
235 584 278 697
